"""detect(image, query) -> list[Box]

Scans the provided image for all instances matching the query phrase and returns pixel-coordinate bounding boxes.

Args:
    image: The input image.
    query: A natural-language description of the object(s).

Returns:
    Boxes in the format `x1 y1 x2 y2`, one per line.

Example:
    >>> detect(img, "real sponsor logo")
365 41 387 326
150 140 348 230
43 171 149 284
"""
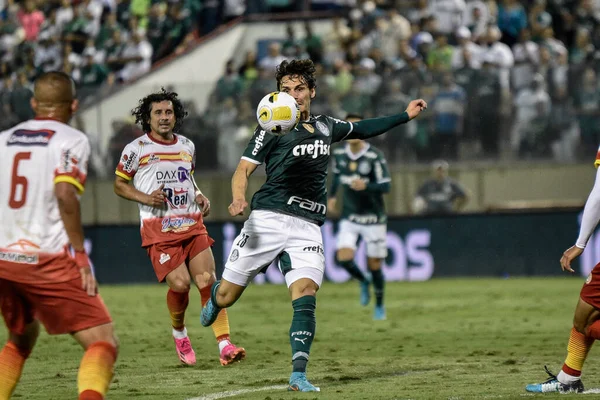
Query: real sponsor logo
252 130 266 156
122 151 137 172
302 245 324 254
159 253 171 264
292 140 330 159
287 196 326 215
0 250 38 264
161 216 196 232
163 187 189 209
7 129 56 146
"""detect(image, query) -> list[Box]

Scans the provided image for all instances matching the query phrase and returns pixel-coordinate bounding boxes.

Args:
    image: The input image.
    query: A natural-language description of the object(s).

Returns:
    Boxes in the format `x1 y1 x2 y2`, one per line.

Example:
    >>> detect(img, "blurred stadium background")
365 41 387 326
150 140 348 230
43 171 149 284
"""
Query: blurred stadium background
2 0 599 282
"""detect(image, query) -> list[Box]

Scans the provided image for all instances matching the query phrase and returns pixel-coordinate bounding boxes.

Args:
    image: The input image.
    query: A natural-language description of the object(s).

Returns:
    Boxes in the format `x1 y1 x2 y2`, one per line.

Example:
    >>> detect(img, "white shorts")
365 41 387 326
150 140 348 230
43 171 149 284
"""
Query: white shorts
223 210 325 288
336 219 388 258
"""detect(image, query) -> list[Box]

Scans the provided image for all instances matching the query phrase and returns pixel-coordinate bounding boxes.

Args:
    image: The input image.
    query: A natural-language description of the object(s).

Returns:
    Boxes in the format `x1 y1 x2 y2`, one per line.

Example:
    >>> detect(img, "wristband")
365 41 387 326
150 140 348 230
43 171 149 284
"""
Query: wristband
74 249 89 268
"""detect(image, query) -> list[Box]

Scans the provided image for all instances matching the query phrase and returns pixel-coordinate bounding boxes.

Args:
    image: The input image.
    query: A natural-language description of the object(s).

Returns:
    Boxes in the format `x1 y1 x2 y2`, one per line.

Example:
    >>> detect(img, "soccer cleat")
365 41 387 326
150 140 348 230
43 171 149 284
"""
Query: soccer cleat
219 343 246 366
200 281 222 327
373 305 387 321
525 366 584 393
360 279 371 306
288 372 320 392
174 335 196 365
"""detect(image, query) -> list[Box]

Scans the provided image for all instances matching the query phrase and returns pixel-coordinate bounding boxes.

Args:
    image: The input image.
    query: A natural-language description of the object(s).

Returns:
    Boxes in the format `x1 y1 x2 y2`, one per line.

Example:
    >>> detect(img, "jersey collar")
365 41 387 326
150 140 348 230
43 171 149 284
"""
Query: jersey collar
345 143 370 160
146 133 178 145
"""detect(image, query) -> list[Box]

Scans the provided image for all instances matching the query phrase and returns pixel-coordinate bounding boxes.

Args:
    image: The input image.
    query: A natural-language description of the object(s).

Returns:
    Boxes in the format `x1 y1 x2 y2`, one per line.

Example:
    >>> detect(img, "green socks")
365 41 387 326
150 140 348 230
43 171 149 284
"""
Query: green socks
290 295 316 373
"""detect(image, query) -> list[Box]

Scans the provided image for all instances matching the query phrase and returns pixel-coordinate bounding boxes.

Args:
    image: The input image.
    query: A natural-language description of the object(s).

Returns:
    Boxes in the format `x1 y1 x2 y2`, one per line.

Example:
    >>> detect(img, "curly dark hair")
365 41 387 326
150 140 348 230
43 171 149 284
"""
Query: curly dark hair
131 88 188 133
275 59 317 90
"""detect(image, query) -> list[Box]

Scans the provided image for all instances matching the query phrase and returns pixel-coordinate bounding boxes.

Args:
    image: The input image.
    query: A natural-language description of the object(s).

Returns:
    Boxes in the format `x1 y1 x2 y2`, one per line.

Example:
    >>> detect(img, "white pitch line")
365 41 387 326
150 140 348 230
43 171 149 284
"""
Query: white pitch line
186 385 288 400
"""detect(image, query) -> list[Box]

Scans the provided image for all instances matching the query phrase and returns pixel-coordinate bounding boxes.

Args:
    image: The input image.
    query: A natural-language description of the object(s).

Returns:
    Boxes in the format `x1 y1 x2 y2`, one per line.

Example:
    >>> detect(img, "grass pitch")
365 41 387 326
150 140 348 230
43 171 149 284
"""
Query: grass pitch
2 277 598 400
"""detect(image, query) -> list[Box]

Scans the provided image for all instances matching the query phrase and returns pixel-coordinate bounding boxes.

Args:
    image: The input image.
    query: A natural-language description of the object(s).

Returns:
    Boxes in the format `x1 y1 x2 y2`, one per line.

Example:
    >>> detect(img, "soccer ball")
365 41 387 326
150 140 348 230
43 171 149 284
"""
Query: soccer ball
256 91 300 136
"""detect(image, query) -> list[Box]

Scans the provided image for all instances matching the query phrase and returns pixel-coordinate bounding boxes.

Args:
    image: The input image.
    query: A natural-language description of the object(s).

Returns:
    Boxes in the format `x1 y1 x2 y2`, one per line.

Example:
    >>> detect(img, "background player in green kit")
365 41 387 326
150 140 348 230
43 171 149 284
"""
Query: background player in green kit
201 59 427 392
327 114 391 321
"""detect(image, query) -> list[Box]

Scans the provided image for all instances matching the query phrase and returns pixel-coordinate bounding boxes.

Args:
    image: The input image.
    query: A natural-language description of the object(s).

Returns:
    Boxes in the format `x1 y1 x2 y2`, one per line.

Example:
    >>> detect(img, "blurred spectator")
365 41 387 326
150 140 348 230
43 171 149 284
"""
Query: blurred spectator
215 59 243 103
431 72 466 160
17 0 44 42
512 73 552 157
80 48 110 88
497 0 528 47
473 57 503 157
452 26 483 70
412 160 469 215
574 68 600 155
259 42 287 72
117 31 152 82
238 50 259 88
430 0 466 34
512 28 539 93
10 71 33 123
304 22 323 64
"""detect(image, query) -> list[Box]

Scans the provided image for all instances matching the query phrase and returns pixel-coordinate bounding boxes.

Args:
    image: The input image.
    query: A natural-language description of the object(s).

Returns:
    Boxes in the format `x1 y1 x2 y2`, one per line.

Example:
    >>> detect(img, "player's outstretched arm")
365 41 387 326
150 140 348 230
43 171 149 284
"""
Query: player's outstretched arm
114 176 165 207
55 182 96 296
345 99 427 140
229 159 258 216
561 167 600 272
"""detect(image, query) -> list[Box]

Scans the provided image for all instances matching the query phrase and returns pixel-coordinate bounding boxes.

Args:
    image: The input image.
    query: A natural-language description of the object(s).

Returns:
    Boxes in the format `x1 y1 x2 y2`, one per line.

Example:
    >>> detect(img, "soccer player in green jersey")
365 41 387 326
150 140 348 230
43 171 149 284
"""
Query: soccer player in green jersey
327 114 391 320
201 59 426 392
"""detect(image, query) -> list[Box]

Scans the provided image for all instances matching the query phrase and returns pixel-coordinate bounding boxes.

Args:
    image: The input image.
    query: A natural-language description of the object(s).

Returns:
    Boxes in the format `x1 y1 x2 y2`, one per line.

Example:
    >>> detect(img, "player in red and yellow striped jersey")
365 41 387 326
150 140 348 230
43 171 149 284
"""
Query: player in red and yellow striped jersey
114 89 245 366
526 147 600 394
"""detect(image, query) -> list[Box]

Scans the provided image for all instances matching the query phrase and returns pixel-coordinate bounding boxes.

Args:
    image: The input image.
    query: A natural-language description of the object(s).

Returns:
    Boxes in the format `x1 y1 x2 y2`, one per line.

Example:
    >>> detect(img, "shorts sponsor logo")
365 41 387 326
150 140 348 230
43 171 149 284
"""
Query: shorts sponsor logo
349 214 379 224
287 196 326 215
252 130 266 156
161 216 197 232
0 251 38 264
7 129 56 146
122 151 137 172
159 253 171 264
292 140 330 159
229 249 239 262
302 245 324 254
315 121 330 136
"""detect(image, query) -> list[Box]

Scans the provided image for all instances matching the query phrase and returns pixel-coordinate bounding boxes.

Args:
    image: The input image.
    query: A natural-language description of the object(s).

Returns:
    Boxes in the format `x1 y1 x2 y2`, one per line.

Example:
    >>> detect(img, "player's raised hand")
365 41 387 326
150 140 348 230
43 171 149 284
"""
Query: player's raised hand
146 183 166 207
560 245 583 273
405 99 427 120
350 178 367 191
196 193 211 217
228 199 248 217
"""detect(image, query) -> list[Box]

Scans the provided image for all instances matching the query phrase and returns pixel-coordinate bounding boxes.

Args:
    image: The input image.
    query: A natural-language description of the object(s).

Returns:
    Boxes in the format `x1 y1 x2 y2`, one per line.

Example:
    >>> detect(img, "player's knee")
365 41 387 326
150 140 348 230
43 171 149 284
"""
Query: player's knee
573 318 588 335
292 280 319 298
335 249 354 263
367 258 382 271
169 279 191 293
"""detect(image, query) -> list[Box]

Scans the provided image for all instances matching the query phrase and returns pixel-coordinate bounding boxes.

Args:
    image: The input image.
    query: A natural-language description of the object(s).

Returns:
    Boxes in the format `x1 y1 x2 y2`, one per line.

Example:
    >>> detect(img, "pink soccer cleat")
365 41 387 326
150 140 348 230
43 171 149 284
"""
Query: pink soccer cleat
174 335 196 365
219 342 246 366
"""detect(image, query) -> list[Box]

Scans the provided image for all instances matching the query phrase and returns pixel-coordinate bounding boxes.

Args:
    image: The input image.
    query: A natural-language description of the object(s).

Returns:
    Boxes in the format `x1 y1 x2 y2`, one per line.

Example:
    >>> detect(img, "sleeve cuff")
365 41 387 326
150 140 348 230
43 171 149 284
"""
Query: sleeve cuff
54 176 85 194
115 170 132 181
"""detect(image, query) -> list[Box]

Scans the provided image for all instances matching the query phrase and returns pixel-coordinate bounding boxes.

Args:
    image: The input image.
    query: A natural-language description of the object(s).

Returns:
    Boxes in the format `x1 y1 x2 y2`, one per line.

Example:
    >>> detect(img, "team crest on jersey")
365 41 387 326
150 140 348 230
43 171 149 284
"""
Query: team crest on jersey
179 151 192 162
316 121 330 136
302 123 315 133
358 161 371 175
349 161 357 172
229 249 239 262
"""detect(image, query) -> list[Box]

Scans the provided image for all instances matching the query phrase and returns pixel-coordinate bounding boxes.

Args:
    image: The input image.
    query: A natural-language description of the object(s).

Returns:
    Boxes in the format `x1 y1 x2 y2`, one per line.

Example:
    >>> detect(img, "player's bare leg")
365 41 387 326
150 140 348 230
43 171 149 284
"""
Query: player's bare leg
189 248 245 366
0 320 39 400
200 279 245 327
336 248 370 306
286 278 320 392
526 298 600 393
368 257 386 320
165 264 195 365
72 323 118 400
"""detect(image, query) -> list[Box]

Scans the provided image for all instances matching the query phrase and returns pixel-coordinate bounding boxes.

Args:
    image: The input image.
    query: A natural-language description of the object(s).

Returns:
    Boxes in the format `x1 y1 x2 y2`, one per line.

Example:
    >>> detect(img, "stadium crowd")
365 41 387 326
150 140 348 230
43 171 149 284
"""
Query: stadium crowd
1 0 600 173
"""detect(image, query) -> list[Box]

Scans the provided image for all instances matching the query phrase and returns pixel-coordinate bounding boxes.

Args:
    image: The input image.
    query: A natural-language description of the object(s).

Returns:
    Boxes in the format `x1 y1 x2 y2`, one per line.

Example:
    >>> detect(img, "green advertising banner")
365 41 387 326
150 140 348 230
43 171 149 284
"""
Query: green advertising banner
85 211 592 285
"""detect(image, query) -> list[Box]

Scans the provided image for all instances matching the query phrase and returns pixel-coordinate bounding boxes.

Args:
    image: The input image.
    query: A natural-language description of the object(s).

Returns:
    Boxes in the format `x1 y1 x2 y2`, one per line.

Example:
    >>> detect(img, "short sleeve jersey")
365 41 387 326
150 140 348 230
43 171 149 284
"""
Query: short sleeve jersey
115 134 206 246
0 118 90 282
242 115 354 225
330 143 391 224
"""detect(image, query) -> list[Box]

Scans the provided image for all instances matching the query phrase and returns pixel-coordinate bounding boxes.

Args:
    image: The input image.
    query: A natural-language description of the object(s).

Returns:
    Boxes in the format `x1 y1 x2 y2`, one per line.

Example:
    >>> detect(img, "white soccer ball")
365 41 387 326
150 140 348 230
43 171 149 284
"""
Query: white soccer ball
256 91 300 136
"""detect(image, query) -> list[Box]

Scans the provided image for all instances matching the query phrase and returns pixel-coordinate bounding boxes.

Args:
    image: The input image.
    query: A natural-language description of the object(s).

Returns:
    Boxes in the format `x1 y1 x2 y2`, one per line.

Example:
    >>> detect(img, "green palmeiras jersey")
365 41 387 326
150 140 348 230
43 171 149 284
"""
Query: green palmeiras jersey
329 144 391 225
241 114 354 225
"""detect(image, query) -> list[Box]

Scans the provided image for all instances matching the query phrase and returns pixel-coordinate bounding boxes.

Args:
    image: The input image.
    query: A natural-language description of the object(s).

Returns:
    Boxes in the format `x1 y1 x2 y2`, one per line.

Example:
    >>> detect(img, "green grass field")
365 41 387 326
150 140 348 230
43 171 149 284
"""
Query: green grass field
2 277 599 400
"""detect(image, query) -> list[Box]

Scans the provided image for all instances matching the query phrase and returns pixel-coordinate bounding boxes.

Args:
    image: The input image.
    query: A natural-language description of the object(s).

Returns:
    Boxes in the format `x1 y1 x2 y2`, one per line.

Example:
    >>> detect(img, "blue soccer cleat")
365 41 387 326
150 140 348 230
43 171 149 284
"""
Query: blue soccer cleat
288 372 320 392
525 366 584 393
200 281 222 327
373 305 387 321
360 279 371 306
